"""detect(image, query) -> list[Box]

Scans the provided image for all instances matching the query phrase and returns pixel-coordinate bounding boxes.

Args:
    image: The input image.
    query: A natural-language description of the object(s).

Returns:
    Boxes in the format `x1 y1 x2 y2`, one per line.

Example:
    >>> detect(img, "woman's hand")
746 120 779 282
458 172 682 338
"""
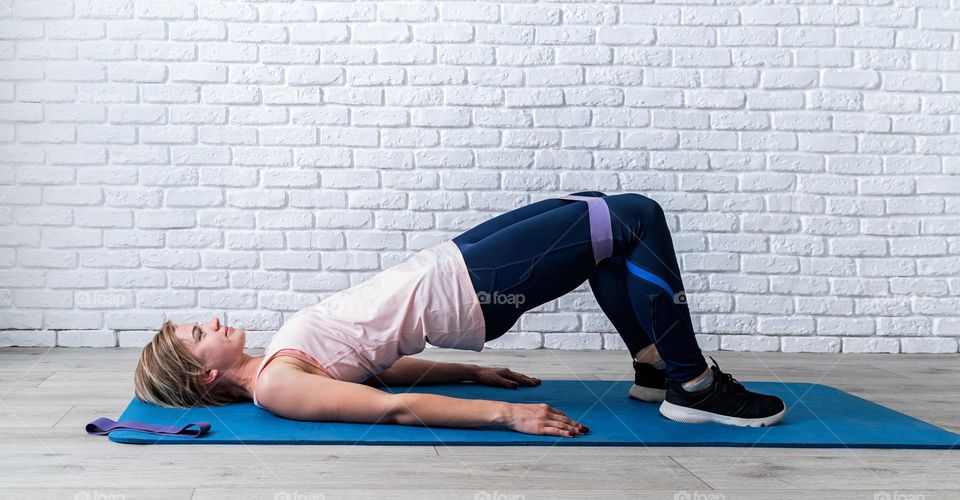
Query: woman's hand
502 402 589 437
473 366 541 389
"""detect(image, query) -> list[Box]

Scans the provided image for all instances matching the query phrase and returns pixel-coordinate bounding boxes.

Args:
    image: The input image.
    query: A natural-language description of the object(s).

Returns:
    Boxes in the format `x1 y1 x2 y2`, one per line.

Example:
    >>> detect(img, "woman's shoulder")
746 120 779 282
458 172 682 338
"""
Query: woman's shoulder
255 353 334 406
260 352 333 382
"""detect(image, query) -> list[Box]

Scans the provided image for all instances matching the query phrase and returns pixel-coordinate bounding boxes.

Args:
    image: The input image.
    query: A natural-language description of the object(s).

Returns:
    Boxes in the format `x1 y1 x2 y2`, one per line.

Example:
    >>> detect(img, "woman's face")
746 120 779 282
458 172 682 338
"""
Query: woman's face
173 316 247 383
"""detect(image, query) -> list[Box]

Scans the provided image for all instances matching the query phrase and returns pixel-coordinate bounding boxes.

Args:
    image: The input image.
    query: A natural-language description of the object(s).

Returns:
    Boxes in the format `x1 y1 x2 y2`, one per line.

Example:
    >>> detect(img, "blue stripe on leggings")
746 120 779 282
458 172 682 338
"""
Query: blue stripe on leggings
625 260 675 297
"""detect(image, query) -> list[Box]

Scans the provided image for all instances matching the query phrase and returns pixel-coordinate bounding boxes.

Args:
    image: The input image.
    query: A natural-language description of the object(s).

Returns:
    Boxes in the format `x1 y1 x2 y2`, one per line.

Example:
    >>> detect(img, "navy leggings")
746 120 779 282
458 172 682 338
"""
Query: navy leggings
452 191 708 384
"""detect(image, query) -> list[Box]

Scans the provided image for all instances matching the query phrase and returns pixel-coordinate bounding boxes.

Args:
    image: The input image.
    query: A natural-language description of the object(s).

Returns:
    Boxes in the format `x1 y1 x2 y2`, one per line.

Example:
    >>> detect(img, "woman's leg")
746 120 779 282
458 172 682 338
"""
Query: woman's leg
560 193 657 363
598 192 708 384
453 198 594 341
453 197 575 247
453 191 707 384
452 192 600 340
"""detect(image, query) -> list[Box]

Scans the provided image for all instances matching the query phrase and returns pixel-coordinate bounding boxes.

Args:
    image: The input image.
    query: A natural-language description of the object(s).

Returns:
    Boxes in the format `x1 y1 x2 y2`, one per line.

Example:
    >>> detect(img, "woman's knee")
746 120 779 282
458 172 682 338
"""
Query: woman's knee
613 193 664 222
569 190 606 198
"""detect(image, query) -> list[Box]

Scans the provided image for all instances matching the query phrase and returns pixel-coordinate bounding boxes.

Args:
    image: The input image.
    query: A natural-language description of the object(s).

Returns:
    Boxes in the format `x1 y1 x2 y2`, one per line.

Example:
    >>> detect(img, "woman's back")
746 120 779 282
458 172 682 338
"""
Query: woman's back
252 239 486 406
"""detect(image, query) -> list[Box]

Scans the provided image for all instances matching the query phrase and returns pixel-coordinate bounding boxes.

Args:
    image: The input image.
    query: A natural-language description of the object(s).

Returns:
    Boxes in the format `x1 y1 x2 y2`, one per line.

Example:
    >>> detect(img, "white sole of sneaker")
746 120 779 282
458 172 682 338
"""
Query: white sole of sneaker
628 384 666 403
659 400 787 427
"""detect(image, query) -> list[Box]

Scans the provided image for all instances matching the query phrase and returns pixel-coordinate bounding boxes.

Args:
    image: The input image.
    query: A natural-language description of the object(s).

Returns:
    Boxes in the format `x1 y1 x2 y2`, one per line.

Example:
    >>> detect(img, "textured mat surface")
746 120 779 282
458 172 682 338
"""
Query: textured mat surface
107 381 960 448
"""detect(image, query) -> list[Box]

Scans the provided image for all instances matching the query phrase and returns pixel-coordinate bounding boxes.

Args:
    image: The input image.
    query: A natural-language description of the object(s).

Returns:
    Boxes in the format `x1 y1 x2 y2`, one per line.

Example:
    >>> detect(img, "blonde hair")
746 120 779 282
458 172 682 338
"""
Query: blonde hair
133 320 237 408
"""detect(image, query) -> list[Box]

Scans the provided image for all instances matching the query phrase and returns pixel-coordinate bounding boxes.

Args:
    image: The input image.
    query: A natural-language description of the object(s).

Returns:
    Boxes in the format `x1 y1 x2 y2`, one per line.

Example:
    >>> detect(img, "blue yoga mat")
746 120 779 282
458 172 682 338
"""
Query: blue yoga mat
107 381 960 448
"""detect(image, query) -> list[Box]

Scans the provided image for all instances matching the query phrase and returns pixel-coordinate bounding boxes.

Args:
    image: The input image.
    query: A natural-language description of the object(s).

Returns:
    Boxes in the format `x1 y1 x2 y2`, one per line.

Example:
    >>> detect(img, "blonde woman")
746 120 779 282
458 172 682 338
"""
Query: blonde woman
135 191 785 437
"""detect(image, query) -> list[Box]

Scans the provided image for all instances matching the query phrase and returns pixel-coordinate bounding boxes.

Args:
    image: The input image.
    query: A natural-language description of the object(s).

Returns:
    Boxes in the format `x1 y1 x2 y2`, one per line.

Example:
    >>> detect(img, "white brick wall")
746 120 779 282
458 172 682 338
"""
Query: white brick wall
1 0 959 354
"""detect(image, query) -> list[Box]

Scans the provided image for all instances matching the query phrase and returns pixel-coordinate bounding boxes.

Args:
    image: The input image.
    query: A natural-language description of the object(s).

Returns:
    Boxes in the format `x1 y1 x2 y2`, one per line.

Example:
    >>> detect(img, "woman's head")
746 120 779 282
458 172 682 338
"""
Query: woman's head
134 316 248 408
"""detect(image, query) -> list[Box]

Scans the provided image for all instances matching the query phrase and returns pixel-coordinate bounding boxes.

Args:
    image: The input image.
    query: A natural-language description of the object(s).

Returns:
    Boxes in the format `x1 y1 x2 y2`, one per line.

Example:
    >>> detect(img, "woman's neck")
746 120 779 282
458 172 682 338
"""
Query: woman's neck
221 354 265 401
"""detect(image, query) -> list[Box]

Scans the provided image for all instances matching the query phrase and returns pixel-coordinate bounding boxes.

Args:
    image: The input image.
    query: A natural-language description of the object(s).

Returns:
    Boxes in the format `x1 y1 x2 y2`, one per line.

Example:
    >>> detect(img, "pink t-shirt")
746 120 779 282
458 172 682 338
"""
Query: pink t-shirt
252 239 486 408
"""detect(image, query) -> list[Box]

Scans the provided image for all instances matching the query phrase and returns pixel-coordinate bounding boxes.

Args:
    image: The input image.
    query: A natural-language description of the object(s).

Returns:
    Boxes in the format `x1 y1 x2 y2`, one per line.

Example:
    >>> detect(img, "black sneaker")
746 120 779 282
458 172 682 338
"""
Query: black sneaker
659 358 786 427
629 358 667 403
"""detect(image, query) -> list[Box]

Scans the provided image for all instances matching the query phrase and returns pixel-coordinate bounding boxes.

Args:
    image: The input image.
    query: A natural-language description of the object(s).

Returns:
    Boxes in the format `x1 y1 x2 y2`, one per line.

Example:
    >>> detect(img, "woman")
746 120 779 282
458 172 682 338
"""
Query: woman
135 191 786 437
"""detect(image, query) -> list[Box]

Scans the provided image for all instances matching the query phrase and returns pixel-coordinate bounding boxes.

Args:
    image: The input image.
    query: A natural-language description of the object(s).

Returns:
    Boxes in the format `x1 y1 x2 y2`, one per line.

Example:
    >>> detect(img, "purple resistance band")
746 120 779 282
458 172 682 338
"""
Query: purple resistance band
86 417 211 438
559 195 614 265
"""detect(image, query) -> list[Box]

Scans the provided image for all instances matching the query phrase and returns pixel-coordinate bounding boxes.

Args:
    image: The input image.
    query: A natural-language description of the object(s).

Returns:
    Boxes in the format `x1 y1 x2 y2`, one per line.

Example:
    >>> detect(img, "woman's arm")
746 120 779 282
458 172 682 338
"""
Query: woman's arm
365 357 544 389
256 365 588 437
363 356 479 386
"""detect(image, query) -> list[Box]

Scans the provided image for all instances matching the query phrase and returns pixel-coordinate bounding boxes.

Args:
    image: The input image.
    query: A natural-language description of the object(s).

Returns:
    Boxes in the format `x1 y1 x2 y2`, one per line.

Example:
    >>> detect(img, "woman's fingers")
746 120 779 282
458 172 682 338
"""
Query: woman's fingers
504 402 589 436
539 405 588 432
511 370 540 385
539 426 573 437
547 412 587 432
540 422 586 437
544 405 571 419
519 371 541 385
501 368 541 385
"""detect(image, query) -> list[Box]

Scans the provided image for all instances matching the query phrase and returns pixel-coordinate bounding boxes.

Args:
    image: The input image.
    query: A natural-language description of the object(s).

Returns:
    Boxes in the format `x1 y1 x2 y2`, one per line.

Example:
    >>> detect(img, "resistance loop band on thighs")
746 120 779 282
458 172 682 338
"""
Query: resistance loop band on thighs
559 195 613 264
86 417 211 438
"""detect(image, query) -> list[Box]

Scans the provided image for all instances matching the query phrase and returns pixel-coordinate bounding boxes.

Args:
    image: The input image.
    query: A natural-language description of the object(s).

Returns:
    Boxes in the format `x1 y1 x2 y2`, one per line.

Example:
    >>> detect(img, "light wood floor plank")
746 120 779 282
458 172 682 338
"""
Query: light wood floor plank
0 489 193 500
673 453 960 490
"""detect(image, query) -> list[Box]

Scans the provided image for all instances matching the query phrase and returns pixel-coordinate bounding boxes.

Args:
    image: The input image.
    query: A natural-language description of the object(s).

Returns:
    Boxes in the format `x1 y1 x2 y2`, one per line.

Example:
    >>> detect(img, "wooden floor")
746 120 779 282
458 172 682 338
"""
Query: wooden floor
2 348 960 500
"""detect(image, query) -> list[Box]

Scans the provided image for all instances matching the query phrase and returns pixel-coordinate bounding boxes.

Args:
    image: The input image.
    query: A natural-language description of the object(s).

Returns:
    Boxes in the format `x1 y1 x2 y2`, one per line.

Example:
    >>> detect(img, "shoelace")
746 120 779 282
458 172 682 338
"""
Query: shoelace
709 356 747 396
